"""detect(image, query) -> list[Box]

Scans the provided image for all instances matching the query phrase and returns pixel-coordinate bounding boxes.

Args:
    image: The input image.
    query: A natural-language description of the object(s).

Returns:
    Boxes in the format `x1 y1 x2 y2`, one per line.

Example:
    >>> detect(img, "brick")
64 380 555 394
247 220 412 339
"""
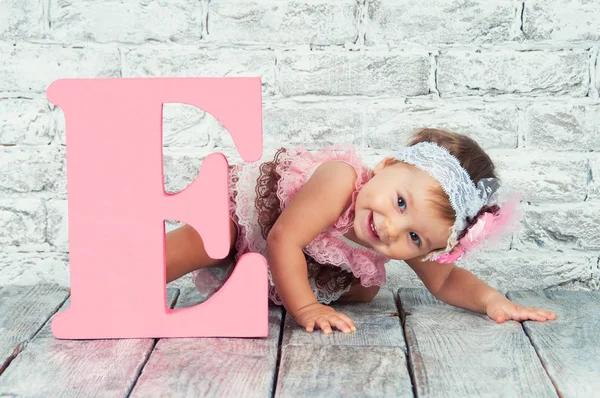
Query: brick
525 103 600 151
367 0 514 45
590 155 599 201
0 252 70 286
51 105 66 145
461 251 597 292
162 151 201 195
0 0 45 40
491 150 588 203
0 199 46 247
123 48 276 96
260 101 364 150
46 200 68 252
162 103 211 147
365 101 518 150
438 50 589 97
0 44 120 93
209 101 364 151
278 51 429 97
523 0 600 41
514 203 600 251
0 148 66 194
162 101 276 150
595 257 600 291
596 49 600 98
386 251 596 293
49 0 204 44
0 98 52 145
163 148 242 195
209 0 357 45
359 150 387 169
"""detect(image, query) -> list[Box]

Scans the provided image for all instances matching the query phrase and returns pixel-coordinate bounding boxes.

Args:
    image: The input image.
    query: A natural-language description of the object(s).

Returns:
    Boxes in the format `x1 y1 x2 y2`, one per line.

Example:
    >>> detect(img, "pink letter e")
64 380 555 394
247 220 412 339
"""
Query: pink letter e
48 78 268 339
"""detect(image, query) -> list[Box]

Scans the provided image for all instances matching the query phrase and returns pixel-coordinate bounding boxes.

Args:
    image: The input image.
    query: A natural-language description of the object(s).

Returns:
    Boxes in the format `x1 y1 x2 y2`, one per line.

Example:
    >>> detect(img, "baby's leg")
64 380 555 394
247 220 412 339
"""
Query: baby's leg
166 220 237 283
338 284 380 303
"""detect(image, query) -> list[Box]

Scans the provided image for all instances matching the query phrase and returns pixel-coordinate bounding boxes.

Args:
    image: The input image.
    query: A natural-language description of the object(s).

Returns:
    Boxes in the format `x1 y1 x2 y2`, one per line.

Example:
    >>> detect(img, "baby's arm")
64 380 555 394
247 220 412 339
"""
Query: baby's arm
405 259 556 322
267 161 359 334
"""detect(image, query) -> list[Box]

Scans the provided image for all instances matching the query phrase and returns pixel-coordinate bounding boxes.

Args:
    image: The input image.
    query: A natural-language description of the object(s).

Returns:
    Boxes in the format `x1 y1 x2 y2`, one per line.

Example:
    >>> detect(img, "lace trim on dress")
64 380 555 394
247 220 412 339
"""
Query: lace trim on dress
273 145 389 288
336 234 379 254
252 147 366 304
275 145 369 234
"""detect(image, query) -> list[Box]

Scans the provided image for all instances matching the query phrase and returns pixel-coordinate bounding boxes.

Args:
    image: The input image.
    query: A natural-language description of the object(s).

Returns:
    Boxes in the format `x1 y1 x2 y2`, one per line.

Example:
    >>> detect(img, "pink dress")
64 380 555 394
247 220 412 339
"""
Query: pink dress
192 145 390 304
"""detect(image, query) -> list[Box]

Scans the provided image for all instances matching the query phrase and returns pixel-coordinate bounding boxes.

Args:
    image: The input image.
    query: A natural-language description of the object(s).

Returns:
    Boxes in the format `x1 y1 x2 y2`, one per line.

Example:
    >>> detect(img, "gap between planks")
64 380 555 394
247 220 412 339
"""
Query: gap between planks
270 308 287 398
124 288 182 397
0 285 69 377
397 292 419 398
519 322 564 398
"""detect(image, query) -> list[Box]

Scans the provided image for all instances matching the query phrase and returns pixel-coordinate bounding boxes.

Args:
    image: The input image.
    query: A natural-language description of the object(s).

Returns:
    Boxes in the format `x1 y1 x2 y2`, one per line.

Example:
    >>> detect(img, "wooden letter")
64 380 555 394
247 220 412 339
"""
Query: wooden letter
48 78 268 339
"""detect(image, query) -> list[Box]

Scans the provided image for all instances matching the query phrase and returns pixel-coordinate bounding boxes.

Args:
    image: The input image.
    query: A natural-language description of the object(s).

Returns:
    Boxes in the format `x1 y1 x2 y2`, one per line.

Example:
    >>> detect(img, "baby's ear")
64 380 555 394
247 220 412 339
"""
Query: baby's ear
373 157 397 175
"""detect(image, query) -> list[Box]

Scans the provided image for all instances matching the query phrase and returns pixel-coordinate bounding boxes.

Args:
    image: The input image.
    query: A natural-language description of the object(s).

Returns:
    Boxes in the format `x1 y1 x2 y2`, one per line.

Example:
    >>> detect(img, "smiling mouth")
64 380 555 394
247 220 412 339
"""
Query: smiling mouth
369 212 380 240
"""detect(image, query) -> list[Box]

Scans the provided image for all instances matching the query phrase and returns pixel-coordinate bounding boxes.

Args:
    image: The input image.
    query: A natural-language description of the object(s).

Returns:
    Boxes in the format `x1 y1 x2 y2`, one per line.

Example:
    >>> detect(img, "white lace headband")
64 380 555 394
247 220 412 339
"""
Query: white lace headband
395 142 507 263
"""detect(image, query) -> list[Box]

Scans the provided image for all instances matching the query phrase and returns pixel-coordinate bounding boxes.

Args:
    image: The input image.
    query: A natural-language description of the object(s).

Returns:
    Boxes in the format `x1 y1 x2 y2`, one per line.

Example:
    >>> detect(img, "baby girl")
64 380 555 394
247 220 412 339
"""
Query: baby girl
165 128 556 334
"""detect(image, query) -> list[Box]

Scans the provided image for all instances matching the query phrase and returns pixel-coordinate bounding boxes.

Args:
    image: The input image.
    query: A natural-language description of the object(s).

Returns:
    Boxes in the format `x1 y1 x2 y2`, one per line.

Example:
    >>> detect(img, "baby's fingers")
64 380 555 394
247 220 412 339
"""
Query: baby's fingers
330 316 354 334
316 317 334 334
336 313 357 332
527 307 557 322
513 306 554 322
538 309 557 320
305 319 316 333
524 309 547 322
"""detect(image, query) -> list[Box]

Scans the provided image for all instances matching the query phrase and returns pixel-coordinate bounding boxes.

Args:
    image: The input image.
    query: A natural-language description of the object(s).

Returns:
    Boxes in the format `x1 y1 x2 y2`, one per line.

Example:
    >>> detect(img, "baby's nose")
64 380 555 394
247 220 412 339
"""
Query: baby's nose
384 218 400 240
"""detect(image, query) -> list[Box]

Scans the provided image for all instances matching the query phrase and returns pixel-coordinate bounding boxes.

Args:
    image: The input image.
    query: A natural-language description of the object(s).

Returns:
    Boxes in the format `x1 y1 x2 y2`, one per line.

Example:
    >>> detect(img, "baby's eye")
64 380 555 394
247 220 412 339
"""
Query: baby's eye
410 232 421 246
397 196 406 210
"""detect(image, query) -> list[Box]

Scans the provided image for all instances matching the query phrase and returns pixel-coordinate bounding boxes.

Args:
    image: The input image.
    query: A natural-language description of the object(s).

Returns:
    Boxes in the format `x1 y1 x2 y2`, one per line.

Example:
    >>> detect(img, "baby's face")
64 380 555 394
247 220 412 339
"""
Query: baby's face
353 158 453 261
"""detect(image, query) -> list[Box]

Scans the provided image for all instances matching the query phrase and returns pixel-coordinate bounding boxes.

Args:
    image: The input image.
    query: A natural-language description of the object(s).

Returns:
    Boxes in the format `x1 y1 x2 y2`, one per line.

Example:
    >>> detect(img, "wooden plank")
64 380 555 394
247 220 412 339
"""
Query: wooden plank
0 288 180 397
398 288 557 398
276 288 413 398
129 286 283 397
508 290 600 398
0 284 69 374
282 288 404 347
278 345 409 397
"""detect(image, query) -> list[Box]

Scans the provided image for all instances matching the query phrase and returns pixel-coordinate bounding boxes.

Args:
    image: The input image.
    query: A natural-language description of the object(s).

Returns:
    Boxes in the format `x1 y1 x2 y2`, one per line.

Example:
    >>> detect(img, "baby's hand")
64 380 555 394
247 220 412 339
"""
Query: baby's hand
293 303 357 334
485 294 556 323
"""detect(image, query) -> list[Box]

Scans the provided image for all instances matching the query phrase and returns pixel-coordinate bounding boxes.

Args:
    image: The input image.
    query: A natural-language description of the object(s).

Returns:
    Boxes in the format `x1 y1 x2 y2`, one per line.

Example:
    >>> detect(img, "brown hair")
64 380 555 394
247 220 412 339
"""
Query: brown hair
406 128 499 240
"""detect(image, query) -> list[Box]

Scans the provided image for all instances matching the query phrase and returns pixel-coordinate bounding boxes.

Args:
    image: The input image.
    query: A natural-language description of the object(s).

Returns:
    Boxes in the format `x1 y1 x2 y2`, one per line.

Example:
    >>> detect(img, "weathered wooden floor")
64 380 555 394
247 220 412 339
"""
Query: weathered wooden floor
0 285 598 397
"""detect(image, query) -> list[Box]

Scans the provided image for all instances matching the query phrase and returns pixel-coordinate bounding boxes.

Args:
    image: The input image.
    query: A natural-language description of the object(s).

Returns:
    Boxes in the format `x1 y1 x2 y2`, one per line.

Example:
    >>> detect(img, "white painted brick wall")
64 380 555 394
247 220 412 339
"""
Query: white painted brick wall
365 101 520 149
0 44 121 93
49 0 206 44
438 50 589 97
208 0 357 45
596 48 600 97
591 156 600 200
523 0 600 41
0 99 53 145
0 0 598 293
525 102 600 150
277 51 430 97
365 1 518 45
